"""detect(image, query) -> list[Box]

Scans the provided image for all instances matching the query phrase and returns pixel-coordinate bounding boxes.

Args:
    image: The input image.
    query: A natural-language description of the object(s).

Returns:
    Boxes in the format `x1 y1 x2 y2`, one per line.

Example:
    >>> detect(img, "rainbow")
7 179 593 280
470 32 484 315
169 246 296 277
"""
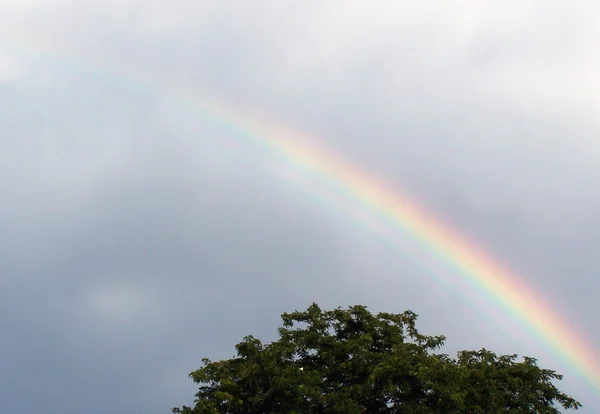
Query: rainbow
5 39 600 396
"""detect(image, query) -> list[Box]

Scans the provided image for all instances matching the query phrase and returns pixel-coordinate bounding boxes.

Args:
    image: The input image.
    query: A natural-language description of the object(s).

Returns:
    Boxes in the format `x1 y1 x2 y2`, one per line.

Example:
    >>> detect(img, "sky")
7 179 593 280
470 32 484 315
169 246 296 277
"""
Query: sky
1 1 599 412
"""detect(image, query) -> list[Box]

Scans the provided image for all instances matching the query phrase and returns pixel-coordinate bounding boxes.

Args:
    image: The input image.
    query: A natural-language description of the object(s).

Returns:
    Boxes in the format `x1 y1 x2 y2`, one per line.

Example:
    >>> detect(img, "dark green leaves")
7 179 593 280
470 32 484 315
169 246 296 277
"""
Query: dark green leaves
173 303 581 413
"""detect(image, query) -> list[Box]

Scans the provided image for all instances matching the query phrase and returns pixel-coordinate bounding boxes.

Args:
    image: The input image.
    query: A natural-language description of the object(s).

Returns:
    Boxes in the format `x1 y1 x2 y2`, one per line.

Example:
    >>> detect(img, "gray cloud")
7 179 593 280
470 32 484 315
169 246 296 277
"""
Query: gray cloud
1 1 599 412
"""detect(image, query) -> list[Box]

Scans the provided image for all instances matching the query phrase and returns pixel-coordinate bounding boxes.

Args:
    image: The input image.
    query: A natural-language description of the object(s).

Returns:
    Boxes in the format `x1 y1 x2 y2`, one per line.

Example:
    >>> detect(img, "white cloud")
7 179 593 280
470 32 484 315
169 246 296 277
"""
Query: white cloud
0 52 23 82
84 282 158 327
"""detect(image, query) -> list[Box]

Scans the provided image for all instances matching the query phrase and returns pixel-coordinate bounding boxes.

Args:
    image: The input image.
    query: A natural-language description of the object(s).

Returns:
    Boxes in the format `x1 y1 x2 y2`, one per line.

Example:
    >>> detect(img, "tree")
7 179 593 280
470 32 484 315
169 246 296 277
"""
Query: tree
172 303 581 413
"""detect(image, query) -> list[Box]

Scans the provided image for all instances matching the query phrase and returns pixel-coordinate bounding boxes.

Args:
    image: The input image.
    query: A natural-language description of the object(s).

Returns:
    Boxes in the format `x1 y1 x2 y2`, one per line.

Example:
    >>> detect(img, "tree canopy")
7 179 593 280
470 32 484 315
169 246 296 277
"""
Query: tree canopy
173 303 581 413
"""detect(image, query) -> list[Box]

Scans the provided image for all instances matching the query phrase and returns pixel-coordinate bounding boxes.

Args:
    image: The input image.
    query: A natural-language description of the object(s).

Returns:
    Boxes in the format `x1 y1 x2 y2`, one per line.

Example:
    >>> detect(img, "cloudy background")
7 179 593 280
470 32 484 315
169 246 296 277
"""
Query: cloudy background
1 1 599 412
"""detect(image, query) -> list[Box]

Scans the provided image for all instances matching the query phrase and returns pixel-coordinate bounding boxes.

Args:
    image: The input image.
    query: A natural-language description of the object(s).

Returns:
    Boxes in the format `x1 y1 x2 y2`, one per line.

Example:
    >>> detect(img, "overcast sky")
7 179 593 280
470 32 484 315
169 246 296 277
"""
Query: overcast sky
1 1 599 413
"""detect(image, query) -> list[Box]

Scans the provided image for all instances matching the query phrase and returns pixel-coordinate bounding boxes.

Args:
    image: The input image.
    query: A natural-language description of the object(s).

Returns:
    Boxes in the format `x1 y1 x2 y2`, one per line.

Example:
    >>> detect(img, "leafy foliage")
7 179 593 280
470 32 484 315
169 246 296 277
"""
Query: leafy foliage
173 303 581 413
